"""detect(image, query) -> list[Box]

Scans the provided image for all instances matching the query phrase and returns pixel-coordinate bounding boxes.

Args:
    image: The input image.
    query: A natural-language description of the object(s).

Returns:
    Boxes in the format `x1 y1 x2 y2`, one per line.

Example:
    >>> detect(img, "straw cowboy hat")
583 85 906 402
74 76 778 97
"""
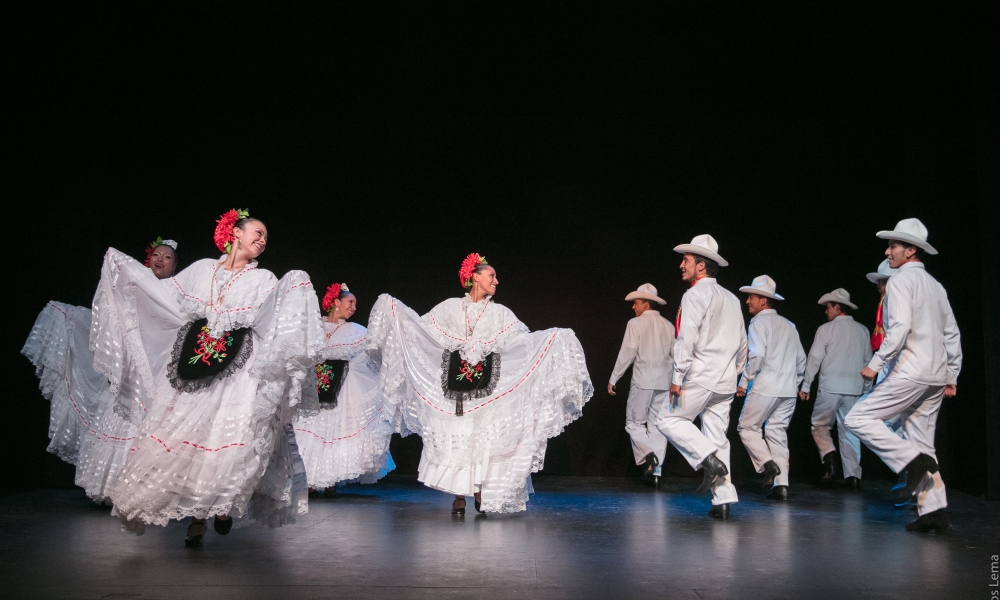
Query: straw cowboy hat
625 283 666 305
876 218 938 255
866 259 897 284
673 234 728 267
817 288 858 310
738 275 784 301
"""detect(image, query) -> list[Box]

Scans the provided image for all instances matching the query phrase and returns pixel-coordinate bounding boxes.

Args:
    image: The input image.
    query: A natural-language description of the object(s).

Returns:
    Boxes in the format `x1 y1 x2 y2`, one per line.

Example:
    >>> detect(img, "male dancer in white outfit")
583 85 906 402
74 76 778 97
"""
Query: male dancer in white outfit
609 284 675 488
845 218 962 533
799 288 871 491
736 276 806 501
655 235 747 520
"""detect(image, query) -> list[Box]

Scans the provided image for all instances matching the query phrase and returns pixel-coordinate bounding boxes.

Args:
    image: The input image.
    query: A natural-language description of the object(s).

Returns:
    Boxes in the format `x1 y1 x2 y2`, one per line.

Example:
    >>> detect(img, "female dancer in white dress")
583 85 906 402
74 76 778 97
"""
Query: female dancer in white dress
21 238 178 485
94 209 323 547
293 283 395 496
366 253 593 514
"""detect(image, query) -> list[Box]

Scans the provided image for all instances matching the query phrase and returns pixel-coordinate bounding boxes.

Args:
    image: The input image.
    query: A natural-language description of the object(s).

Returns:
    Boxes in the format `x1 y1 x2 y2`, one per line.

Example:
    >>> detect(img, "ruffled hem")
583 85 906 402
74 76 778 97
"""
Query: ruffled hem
367 295 594 513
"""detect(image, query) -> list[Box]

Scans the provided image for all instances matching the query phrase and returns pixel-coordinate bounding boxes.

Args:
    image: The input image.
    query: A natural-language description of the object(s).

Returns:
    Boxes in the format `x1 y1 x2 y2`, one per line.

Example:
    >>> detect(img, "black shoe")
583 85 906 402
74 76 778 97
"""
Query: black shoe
767 485 789 501
308 488 321 499
845 477 861 492
696 454 729 494
899 454 938 499
890 470 908 493
184 519 206 548
820 451 839 483
213 515 233 535
474 496 484 514
761 460 781 491
905 509 949 533
641 452 659 483
708 503 730 520
451 499 466 515
894 494 918 510
653 475 661 490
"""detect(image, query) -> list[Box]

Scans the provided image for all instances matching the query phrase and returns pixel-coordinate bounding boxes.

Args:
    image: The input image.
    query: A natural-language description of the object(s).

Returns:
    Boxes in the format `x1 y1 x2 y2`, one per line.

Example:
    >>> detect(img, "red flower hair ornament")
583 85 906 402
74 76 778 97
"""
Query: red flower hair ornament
459 253 488 289
321 282 350 313
143 236 178 267
214 208 250 254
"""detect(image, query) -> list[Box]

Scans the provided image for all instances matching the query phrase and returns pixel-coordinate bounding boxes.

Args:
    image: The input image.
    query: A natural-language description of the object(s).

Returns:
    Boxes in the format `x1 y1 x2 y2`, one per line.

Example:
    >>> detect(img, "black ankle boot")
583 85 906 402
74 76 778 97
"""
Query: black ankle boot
641 452 659 483
905 509 949 533
761 460 781 491
899 454 938 499
697 454 729 494
820 451 839 483
844 476 861 492
708 503 730 520
890 470 908 493
767 485 789 501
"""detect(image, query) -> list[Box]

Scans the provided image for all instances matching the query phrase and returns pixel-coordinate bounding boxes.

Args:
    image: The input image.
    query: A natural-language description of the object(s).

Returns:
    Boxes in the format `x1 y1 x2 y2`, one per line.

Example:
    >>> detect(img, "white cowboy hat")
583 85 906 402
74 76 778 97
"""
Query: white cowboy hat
625 283 666 305
865 259 897 284
876 218 938 255
817 288 858 310
738 275 784 301
673 234 728 267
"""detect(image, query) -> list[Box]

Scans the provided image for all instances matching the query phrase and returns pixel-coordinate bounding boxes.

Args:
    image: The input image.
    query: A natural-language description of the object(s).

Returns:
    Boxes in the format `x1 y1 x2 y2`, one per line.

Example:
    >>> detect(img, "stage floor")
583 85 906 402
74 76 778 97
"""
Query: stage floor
2 476 997 599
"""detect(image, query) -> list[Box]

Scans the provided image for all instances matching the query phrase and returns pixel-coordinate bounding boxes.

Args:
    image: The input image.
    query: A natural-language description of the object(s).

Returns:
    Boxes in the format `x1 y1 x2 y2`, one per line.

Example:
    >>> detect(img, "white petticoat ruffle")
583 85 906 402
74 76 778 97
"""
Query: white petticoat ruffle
293 320 396 488
22 301 109 465
366 294 593 513
91 248 323 534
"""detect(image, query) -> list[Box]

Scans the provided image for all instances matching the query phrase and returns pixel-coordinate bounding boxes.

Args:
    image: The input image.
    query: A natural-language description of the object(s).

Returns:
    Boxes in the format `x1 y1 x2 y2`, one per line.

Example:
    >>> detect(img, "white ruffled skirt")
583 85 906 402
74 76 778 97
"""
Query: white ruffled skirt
22 301 108 466
293 357 395 488
367 296 593 513
90 249 321 533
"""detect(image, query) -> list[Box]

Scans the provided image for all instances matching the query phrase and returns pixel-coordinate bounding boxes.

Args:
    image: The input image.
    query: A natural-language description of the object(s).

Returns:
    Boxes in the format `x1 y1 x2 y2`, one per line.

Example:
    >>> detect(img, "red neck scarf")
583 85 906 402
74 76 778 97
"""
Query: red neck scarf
675 276 707 335
871 293 886 351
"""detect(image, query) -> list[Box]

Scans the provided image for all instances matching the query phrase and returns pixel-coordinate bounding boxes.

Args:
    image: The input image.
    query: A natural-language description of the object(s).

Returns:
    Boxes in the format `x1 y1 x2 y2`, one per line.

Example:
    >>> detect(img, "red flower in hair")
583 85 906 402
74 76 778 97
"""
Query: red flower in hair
458 253 488 288
321 283 342 313
214 208 250 254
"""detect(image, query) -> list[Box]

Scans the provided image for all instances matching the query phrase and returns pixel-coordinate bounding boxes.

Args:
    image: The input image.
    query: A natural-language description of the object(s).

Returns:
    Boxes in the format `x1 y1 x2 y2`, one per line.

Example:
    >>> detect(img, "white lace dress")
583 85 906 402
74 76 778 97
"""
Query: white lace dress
293 320 395 488
22 302 109 466
366 294 593 513
91 249 323 533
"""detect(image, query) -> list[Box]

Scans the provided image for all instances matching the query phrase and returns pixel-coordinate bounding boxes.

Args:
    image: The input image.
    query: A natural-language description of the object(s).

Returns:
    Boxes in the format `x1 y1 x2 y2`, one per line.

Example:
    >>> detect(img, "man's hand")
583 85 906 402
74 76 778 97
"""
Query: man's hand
607 383 616 397
944 384 957 398
735 386 747 398
798 391 810 401
861 367 878 381
670 384 682 398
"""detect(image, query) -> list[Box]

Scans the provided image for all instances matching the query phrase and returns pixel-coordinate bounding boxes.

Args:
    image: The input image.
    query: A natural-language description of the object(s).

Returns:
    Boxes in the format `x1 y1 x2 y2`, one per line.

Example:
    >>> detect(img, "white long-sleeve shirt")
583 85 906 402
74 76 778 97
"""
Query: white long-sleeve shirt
738 309 806 398
868 261 962 386
801 315 873 395
609 309 675 390
672 278 748 394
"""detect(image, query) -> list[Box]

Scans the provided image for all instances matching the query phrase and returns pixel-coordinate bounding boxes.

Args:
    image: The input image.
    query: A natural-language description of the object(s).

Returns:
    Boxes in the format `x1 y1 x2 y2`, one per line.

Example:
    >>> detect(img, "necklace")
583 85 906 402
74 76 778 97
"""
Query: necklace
464 296 491 339
209 262 247 308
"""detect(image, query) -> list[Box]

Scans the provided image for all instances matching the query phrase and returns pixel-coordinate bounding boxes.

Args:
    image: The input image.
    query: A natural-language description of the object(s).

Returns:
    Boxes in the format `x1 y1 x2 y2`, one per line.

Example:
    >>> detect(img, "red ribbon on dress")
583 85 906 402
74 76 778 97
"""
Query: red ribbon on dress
871 293 886 351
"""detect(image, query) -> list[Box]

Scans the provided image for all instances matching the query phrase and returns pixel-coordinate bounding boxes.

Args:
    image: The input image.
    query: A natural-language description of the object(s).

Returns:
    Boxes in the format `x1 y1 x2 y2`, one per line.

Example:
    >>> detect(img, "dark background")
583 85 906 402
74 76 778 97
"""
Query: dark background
4 4 997 496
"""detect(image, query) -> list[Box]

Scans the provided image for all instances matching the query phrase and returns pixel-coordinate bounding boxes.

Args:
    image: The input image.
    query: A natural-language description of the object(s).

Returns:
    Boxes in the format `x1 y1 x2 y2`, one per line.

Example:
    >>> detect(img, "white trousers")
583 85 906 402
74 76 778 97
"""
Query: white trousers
737 392 796 487
625 386 670 467
844 377 947 516
654 383 738 505
811 390 863 479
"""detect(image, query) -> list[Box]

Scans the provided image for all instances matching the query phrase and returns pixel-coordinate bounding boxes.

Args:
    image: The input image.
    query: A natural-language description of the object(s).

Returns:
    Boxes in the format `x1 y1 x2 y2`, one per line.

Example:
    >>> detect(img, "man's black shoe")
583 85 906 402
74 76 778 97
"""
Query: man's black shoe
767 485 789 501
899 454 938 499
845 476 861 492
708 503 730 520
696 454 729 493
890 470 908 493
905 509 949 533
820 451 839 483
761 460 781 491
641 452 658 483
